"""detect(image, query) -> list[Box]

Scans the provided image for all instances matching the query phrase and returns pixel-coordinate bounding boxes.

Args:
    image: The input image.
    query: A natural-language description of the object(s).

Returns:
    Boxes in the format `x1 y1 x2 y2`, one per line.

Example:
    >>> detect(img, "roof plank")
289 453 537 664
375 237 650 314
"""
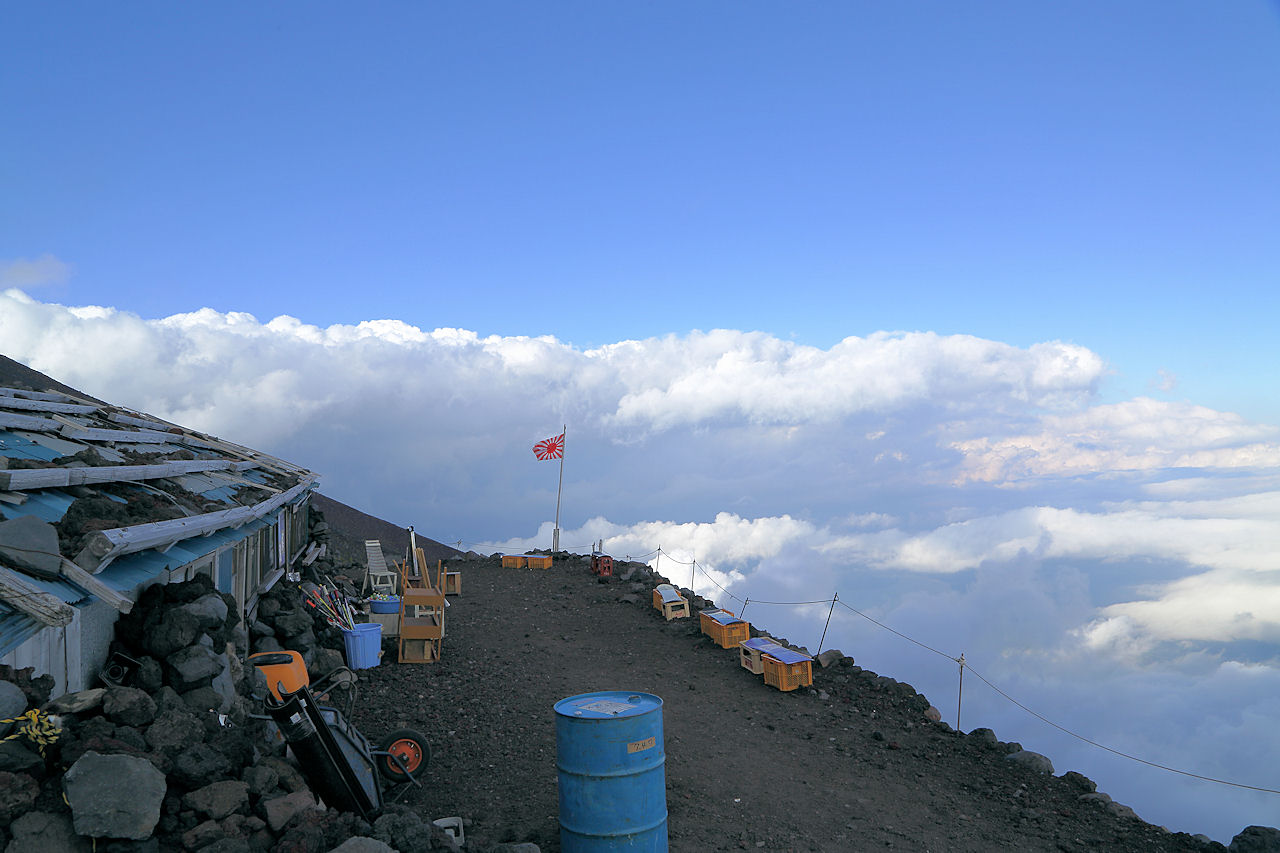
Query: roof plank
0 412 60 432
0 397 97 415
57 425 171 443
0 459 243 491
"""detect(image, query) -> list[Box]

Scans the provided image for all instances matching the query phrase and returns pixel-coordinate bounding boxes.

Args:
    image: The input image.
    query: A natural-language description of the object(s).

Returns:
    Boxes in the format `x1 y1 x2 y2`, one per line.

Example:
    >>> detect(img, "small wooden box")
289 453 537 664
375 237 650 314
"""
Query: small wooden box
699 609 750 649
444 571 462 595
739 638 787 675
501 555 526 568
398 637 441 664
526 555 552 570
366 611 400 638
762 653 813 692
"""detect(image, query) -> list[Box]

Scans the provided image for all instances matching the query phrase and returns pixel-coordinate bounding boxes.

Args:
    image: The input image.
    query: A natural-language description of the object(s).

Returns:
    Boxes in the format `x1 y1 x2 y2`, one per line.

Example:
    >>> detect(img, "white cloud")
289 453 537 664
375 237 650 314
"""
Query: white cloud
604 330 1105 430
5 290 1280 840
0 254 72 288
951 398 1280 482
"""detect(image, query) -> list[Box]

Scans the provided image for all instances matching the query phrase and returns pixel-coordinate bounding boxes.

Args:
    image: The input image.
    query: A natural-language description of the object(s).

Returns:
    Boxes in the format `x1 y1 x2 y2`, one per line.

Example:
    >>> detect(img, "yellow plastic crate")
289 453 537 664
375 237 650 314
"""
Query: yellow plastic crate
526 555 552 569
761 654 813 692
651 585 689 620
501 555 526 568
699 610 750 649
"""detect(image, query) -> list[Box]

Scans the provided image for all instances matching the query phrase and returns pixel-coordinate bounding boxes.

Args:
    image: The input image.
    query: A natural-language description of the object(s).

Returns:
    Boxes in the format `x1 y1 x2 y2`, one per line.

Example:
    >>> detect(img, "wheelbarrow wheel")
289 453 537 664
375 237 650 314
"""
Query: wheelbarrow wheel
377 728 429 782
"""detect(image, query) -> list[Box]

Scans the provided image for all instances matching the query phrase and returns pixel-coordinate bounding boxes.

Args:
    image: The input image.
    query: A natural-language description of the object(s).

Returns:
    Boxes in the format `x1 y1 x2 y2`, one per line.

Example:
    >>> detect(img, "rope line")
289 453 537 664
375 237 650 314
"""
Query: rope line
835 600 960 664
961 665 1280 796
0 709 61 756
689 562 746 603
580 541 1280 797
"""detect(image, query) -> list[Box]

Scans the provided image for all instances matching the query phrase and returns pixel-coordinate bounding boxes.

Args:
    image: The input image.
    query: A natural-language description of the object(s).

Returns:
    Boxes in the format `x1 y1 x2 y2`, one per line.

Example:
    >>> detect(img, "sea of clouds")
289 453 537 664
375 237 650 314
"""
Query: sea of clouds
4 286 1279 842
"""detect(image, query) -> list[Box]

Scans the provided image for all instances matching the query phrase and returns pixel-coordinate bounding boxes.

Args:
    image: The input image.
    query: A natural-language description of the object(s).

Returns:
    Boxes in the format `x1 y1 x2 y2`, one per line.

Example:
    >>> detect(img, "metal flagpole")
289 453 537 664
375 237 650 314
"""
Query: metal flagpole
552 425 565 552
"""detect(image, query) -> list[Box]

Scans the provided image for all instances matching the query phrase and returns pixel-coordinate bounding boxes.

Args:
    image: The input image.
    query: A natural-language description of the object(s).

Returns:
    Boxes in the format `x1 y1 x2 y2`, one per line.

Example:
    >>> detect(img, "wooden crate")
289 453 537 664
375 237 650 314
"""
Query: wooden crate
526 555 552 570
398 637 441 664
739 638 788 675
699 609 750 649
366 610 400 638
762 653 813 692
444 571 462 595
501 555 526 569
651 585 689 620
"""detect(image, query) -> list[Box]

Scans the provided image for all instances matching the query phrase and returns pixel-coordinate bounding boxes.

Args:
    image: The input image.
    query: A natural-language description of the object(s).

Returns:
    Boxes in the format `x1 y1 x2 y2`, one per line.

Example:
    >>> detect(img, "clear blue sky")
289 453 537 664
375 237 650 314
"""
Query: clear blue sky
3 1 1279 420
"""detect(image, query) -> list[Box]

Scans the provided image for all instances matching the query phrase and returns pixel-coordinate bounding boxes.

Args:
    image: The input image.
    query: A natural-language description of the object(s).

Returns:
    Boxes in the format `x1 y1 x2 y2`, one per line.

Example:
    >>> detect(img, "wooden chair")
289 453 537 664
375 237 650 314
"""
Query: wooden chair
361 540 398 597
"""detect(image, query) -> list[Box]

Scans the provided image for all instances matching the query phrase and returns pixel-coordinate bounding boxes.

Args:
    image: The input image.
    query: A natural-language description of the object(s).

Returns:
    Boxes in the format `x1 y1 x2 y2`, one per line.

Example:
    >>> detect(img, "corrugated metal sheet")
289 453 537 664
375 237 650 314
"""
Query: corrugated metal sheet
21 432 89 457
170 472 241 502
3 490 75 523
114 442 185 455
0 430 61 461
94 513 278 594
0 568 89 606
0 604 42 657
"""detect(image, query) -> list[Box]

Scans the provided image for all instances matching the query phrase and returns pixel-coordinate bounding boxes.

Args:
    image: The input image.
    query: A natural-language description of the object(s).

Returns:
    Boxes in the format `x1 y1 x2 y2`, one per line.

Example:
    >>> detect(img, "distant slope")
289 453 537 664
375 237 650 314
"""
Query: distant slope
0 353 106 403
311 490 463 567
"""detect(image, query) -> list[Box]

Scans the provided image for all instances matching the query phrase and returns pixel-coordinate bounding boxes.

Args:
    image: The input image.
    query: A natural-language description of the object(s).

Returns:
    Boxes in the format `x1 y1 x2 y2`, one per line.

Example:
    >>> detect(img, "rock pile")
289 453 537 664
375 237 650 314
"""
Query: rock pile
0 573 460 852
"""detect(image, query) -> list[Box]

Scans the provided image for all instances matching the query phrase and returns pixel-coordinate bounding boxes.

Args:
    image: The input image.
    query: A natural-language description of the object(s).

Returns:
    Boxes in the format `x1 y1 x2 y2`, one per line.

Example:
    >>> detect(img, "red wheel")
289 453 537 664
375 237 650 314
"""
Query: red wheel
377 728 429 782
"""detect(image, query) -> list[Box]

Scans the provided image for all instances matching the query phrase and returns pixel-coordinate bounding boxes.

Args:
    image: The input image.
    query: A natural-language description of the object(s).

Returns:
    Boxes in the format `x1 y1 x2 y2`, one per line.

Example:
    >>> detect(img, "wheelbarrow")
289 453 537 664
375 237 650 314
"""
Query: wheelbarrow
249 651 428 819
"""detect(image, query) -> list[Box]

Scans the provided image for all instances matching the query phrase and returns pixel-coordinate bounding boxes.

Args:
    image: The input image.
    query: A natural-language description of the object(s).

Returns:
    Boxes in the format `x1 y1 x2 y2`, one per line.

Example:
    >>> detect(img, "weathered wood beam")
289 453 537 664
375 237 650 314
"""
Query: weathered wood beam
58 558 132 614
0 411 60 432
0 459 240 491
107 412 176 431
0 397 97 415
0 565 76 626
76 476 319 573
57 425 170 443
0 387 72 403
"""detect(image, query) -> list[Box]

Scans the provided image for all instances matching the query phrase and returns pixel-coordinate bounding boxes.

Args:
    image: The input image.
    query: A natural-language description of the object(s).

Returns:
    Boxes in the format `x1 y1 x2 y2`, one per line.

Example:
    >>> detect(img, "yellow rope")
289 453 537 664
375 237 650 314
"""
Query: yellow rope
0 708 61 756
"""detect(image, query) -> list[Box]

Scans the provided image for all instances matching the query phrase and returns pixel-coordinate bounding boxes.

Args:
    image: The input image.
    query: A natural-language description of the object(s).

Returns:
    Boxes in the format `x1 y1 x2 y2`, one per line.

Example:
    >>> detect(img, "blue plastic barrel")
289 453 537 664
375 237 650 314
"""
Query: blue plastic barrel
554 691 668 852
341 623 382 669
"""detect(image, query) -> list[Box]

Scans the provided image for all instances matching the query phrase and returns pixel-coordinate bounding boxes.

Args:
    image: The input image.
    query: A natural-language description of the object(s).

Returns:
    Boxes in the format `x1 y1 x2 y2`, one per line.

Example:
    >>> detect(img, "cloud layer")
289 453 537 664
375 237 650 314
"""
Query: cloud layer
4 290 1280 841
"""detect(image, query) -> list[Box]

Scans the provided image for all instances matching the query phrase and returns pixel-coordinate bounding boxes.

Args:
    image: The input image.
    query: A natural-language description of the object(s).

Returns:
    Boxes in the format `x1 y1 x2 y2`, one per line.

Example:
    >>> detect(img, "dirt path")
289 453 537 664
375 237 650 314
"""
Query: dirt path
349 555 1218 853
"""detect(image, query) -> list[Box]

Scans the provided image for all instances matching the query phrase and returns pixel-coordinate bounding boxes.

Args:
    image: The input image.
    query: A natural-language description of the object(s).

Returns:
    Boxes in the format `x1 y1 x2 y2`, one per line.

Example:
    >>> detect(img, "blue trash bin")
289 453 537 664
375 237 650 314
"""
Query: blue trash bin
342 623 382 669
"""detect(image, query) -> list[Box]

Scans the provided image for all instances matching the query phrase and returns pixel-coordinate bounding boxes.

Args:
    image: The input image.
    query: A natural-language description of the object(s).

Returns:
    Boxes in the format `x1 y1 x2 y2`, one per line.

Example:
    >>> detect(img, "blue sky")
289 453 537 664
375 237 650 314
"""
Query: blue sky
4 2 1280 843
5 2 1279 419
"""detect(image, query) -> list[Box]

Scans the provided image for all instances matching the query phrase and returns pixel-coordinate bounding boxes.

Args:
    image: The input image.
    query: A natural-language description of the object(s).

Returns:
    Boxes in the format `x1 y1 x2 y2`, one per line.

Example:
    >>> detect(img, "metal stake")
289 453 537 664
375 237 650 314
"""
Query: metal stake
817 592 838 653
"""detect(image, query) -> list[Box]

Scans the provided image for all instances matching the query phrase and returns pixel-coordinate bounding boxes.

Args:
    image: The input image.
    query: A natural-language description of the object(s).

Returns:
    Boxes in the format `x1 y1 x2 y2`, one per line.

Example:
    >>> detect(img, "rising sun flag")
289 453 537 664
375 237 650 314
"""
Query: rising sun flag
532 433 564 460
533 429 566 551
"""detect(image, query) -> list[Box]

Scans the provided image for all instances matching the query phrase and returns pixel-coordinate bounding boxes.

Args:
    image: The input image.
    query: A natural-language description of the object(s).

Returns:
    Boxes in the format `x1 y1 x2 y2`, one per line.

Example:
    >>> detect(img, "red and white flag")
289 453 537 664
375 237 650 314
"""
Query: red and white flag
533 432 565 460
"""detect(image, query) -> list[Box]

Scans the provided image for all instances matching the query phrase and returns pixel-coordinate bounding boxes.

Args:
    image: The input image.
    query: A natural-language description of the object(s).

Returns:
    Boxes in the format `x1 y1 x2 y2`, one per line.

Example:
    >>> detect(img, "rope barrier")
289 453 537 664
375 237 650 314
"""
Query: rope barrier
835 599 960 664
962 664 1280 796
577 540 1280 798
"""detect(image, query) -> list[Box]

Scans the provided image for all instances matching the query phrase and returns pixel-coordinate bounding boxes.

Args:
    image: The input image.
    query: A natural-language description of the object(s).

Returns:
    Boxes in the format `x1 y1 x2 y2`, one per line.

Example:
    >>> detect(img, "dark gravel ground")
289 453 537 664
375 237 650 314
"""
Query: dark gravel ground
343 553 1227 853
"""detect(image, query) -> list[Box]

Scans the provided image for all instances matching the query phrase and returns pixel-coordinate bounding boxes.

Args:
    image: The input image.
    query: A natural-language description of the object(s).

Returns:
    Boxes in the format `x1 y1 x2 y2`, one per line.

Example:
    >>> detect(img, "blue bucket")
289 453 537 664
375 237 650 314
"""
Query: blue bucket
554 691 667 852
342 623 382 669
